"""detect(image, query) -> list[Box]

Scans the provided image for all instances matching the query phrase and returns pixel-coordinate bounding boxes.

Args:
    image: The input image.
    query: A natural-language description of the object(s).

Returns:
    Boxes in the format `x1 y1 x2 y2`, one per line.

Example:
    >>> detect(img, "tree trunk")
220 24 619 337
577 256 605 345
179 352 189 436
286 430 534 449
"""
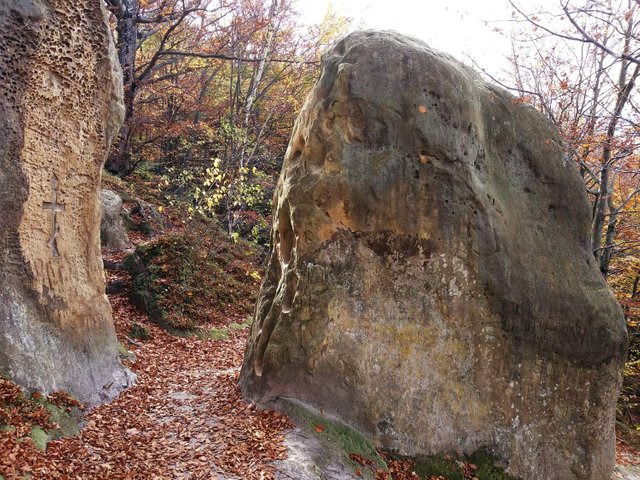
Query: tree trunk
239 0 279 168
590 11 640 271
599 209 618 277
106 0 140 176
591 161 609 262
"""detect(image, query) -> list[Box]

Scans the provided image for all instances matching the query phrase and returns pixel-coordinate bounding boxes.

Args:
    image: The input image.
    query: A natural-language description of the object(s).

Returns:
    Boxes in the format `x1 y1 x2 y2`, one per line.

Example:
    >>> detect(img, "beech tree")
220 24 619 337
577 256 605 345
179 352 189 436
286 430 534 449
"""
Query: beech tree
104 0 228 174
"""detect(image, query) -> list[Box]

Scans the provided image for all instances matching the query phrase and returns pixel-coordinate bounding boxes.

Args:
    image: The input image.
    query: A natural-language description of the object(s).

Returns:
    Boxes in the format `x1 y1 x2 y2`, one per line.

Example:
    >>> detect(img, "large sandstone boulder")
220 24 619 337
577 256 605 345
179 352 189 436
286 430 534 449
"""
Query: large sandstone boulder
239 31 628 479
0 0 132 404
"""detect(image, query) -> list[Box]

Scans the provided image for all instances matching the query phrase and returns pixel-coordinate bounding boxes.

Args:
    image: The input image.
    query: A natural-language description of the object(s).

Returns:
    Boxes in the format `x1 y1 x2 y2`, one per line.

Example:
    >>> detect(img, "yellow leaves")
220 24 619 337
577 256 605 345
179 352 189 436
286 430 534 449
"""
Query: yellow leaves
249 271 261 282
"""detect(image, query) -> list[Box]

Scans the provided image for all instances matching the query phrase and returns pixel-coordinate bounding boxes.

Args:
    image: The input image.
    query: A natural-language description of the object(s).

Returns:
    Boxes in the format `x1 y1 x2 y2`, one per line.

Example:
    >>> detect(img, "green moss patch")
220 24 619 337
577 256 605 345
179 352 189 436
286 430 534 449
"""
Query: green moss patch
0 377 83 453
282 402 516 480
395 450 515 480
29 426 48 451
124 223 261 333
197 328 229 341
285 402 387 475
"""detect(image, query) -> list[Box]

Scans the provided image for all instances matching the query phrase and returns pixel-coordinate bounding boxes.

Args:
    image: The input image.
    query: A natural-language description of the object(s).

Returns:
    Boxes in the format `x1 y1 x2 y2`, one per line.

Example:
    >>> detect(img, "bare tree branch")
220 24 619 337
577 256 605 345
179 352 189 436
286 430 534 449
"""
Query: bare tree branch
158 50 319 65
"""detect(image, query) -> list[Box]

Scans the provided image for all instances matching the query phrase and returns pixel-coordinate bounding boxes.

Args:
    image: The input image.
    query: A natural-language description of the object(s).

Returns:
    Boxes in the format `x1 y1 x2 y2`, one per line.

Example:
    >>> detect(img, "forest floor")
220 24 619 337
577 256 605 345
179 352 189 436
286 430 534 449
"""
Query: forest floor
0 245 292 479
1 237 638 479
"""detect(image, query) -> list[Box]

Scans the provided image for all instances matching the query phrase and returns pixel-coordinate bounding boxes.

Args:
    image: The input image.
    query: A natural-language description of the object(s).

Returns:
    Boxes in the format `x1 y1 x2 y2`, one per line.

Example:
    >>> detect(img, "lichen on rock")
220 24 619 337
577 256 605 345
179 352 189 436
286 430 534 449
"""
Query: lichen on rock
239 30 628 480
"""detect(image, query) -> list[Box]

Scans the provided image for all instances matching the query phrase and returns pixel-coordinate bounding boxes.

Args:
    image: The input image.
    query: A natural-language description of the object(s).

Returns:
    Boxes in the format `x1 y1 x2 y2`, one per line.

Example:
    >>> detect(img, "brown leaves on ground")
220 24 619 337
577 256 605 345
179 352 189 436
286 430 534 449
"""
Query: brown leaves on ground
617 438 640 466
0 249 291 479
349 451 419 480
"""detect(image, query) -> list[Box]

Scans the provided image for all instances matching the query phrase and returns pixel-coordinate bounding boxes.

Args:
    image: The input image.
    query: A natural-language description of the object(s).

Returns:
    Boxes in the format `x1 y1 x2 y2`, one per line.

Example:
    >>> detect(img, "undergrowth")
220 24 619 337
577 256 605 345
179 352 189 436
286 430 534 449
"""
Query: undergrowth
124 222 262 332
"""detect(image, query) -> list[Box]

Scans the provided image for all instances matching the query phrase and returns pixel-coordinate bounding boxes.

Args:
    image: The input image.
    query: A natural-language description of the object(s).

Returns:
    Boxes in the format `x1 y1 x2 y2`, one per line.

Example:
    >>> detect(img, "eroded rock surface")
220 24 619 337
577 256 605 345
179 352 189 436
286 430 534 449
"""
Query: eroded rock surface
0 0 132 404
239 31 628 479
100 189 132 250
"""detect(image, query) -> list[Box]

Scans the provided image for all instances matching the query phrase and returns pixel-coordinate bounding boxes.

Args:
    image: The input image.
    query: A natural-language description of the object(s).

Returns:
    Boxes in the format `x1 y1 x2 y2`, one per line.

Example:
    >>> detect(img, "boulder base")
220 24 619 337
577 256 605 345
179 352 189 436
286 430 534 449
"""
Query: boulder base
239 31 627 480
0 0 132 404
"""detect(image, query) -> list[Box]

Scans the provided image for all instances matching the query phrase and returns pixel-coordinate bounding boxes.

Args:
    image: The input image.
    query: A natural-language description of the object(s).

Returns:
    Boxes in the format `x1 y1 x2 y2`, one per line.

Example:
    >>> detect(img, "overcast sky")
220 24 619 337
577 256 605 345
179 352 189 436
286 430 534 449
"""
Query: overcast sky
297 0 561 76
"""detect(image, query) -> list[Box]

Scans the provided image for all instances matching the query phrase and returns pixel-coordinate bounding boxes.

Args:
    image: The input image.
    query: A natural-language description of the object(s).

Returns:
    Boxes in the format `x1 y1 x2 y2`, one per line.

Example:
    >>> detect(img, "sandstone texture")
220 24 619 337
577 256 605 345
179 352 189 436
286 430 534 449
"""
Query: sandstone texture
239 31 628 479
0 0 132 404
100 189 132 250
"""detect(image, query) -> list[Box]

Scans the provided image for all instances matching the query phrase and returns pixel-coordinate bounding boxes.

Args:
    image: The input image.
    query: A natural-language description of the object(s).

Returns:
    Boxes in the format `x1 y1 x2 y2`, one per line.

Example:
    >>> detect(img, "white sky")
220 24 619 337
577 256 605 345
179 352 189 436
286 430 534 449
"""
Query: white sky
297 0 561 77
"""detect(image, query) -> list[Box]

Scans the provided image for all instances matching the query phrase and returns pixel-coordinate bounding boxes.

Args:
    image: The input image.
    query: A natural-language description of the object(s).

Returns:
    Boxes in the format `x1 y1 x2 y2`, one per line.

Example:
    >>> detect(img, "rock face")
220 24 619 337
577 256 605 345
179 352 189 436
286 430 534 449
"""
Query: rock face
239 31 628 479
0 0 132 404
100 190 132 250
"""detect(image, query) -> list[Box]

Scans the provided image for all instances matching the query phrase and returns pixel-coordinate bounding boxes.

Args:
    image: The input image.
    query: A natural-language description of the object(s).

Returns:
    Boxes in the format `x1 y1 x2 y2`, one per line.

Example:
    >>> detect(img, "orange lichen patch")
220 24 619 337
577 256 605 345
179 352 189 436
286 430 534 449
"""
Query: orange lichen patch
314 201 354 246
418 105 427 113
419 152 436 164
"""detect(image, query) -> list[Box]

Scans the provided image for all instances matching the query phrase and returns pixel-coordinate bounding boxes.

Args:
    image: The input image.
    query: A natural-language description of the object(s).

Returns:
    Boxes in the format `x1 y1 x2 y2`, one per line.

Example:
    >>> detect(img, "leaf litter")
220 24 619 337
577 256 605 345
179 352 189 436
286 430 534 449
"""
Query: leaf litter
0 248 290 480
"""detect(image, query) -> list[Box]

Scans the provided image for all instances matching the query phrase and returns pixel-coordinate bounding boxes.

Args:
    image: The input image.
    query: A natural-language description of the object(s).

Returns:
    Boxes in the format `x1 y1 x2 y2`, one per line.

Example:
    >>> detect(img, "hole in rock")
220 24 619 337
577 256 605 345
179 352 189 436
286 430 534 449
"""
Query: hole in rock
278 205 294 265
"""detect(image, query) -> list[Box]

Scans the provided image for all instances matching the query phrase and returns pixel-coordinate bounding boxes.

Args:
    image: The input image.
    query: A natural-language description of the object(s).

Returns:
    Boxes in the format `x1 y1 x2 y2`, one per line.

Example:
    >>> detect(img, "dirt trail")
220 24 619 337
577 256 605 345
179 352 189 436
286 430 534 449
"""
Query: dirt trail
0 262 290 480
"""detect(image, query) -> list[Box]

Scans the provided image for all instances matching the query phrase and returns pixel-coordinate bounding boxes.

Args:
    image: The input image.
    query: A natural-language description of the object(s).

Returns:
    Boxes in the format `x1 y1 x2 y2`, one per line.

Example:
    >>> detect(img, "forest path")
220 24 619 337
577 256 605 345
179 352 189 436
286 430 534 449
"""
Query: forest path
10 257 292 480
615 465 640 480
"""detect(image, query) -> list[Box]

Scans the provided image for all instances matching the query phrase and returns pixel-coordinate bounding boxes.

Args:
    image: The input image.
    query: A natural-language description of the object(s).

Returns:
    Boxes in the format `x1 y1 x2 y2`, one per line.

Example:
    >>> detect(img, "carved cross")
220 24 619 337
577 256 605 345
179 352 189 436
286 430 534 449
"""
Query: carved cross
42 174 65 257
